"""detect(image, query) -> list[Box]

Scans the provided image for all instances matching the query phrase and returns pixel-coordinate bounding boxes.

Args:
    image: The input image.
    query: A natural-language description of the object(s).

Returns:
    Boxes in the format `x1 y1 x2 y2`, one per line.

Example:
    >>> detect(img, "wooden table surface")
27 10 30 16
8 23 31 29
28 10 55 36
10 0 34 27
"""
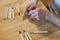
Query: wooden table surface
0 0 60 40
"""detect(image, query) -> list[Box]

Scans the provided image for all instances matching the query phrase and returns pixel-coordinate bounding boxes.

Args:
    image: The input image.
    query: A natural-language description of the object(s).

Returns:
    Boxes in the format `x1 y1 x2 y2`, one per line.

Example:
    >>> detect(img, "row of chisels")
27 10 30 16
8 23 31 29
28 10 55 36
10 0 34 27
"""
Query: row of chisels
4 3 20 20
19 30 48 40
4 6 15 19
19 30 32 40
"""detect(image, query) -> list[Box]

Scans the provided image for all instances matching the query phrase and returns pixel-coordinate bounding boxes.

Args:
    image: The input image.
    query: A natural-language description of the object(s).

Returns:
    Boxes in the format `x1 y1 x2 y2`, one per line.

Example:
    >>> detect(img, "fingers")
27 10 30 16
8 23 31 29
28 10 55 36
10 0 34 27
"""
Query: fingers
28 8 39 15
31 12 38 17
28 10 36 15
28 8 40 20
31 12 39 20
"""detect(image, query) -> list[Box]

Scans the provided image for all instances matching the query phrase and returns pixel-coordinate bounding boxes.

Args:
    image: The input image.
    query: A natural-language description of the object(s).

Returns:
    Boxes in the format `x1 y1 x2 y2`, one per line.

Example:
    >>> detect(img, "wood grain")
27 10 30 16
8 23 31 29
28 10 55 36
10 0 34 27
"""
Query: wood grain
40 0 52 6
0 0 60 40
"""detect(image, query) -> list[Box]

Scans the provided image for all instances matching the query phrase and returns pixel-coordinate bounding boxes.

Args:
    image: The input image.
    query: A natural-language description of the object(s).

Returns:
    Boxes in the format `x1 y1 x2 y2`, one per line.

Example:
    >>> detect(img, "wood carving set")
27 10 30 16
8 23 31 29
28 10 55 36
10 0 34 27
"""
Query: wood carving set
19 30 48 40
4 6 15 19
19 30 32 40
4 3 20 20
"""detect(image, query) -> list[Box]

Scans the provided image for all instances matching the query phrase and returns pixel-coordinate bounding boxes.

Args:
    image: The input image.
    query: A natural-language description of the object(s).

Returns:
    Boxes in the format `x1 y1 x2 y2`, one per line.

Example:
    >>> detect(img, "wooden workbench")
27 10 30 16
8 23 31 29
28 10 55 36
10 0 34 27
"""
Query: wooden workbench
0 0 60 40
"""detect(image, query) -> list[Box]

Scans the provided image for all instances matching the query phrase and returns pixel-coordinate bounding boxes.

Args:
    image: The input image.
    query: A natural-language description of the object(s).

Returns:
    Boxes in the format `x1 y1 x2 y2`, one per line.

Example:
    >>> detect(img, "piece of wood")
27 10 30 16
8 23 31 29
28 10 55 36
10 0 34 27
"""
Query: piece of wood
40 0 52 6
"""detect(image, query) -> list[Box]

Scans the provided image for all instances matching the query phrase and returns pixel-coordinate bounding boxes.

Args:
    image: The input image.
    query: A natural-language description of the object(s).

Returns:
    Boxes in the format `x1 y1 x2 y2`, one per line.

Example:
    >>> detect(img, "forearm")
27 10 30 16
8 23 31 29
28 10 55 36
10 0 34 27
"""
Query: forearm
46 12 60 27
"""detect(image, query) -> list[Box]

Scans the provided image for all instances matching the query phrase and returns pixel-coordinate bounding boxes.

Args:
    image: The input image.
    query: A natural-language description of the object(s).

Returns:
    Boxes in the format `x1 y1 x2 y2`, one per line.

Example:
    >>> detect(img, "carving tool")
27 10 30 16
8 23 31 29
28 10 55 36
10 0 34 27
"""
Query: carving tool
19 31 24 40
8 6 12 19
11 7 15 19
23 30 32 40
31 31 48 34
4 6 9 19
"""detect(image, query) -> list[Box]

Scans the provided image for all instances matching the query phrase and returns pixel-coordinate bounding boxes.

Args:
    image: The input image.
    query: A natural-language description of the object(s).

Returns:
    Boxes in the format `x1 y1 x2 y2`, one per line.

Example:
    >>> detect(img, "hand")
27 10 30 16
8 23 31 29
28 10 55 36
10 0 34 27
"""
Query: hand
28 8 47 21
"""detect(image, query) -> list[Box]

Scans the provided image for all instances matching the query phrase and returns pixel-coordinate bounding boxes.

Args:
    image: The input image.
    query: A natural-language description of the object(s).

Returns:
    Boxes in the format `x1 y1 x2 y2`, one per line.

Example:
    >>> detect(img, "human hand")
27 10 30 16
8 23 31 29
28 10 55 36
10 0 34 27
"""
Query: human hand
28 8 47 21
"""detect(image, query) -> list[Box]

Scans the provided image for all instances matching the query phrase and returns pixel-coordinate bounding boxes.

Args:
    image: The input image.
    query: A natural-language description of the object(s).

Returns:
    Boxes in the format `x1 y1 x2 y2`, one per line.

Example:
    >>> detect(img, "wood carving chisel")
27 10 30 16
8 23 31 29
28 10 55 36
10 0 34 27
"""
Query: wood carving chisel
8 6 12 19
19 31 24 40
23 30 32 40
4 7 9 19
31 31 48 34
11 7 15 19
